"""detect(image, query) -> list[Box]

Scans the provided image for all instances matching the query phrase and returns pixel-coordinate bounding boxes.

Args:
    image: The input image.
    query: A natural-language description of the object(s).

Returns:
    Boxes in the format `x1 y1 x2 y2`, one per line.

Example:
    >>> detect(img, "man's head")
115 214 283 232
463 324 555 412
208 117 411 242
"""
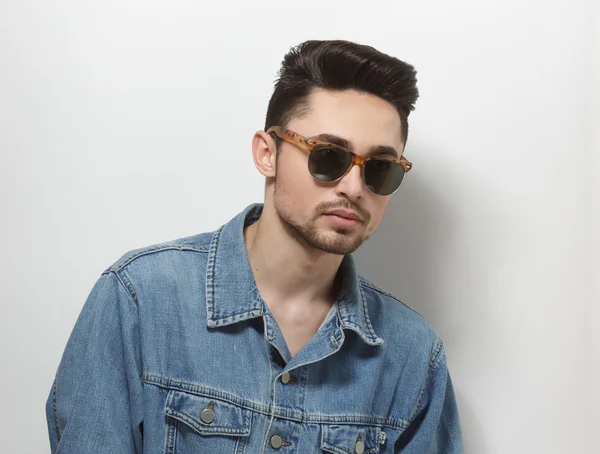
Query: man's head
252 40 419 255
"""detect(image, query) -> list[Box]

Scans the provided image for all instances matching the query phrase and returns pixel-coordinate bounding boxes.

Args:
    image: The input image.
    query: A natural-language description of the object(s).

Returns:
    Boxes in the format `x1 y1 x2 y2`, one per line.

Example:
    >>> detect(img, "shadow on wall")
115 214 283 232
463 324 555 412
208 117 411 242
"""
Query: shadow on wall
354 168 457 330
354 164 488 453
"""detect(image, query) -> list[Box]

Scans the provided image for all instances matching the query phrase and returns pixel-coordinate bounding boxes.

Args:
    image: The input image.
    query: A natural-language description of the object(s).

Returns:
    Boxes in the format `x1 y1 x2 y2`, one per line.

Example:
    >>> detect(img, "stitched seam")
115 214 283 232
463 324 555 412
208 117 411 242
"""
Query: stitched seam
429 337 444 369
114 270 139 307
336 298 380 346
104 244 210 274
164 390 252 435
164 403 177 454
357 284 382 343
206 227 223 322
408 337 445 422
143 373 408 430
163 393 172 454
261 316 275 453
52 374 61 440
321 444 346 454
147 373 268 413
211 309 263 325
166 408 250 435
334 301 343 326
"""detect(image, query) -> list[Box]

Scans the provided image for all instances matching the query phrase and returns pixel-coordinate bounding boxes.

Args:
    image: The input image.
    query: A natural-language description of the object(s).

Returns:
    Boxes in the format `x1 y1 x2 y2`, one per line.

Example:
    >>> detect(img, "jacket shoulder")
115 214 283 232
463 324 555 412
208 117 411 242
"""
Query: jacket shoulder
102 231 214 274
358 275 440 345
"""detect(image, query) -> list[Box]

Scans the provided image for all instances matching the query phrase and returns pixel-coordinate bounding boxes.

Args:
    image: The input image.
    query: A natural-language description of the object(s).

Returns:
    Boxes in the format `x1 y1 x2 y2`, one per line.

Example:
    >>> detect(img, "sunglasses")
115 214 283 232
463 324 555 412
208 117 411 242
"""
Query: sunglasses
267 126 412 196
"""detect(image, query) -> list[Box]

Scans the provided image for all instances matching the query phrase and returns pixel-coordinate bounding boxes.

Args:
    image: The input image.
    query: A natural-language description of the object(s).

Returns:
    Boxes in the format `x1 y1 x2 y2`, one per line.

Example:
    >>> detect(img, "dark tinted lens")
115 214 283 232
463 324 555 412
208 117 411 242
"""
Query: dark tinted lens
308 147 352 182
364 159 405 195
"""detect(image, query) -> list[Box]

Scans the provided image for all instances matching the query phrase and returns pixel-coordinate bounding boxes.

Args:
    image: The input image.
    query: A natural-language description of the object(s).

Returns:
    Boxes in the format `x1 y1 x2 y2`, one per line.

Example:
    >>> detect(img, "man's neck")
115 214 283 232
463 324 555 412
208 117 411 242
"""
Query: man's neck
243 207 343 309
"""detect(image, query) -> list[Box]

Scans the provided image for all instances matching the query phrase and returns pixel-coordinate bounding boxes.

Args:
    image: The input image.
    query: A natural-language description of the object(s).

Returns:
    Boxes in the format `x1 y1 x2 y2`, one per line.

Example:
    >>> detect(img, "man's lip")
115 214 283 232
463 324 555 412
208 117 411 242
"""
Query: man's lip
324 209 362 221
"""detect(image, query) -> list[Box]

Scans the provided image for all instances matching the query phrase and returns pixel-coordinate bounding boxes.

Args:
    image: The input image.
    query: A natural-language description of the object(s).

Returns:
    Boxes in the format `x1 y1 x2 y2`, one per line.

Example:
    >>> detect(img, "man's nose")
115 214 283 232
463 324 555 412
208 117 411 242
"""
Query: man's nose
334 164 365 201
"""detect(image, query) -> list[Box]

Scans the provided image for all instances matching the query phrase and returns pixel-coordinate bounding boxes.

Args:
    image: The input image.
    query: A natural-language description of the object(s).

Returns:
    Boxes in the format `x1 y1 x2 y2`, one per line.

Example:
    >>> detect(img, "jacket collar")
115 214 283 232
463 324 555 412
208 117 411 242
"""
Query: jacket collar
205 203 383 346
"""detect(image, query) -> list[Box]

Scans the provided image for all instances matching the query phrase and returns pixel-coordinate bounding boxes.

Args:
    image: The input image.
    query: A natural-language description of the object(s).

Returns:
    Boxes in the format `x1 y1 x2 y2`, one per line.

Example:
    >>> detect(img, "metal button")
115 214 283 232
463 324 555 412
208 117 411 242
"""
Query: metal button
281 372 291 384
200 407 215 424
354 440 365 454
270 434 283 449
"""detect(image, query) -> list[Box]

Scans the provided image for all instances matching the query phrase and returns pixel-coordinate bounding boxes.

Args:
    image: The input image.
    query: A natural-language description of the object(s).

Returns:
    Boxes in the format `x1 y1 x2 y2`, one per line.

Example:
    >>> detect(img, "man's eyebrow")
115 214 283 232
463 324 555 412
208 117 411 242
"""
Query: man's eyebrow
310 133 399 159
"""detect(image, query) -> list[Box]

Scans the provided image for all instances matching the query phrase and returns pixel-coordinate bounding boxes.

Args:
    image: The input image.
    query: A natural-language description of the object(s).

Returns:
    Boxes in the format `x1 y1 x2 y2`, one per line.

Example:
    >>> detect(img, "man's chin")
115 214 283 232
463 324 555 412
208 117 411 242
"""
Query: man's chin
309 230 366 255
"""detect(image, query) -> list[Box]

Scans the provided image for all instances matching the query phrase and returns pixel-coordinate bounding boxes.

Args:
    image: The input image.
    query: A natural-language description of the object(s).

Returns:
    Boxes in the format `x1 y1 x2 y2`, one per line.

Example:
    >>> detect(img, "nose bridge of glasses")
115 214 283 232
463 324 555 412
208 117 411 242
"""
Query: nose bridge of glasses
338 158 366 194
352 154 370 168
342 155 367 185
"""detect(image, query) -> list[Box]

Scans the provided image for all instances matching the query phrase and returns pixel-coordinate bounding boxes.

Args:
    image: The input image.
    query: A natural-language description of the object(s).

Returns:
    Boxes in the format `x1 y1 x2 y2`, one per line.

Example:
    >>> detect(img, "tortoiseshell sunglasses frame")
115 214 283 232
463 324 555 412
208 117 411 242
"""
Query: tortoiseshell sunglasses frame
266 126 412 195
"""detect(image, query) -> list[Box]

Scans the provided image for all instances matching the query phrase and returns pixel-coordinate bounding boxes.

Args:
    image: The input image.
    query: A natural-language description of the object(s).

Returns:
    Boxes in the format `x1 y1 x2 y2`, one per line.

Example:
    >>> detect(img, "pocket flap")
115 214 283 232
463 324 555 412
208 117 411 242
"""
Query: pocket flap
321 424 382 454
164 390 251 437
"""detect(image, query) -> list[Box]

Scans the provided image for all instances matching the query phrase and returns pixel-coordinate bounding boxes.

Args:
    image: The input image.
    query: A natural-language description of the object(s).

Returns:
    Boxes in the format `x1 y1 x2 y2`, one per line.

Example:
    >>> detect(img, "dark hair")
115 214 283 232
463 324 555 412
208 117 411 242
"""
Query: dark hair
265 40 419 147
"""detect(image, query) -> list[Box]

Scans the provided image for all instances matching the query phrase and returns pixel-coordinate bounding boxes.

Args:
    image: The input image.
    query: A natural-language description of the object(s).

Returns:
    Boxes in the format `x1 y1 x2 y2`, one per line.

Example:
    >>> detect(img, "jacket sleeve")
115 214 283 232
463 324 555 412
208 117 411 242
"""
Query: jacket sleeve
46 270 144 453
395 339 464 453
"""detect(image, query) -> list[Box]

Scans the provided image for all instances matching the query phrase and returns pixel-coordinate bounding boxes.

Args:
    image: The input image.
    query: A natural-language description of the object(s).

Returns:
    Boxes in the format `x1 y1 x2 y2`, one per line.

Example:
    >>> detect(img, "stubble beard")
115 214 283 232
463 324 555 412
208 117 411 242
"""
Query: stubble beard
272 175 369 256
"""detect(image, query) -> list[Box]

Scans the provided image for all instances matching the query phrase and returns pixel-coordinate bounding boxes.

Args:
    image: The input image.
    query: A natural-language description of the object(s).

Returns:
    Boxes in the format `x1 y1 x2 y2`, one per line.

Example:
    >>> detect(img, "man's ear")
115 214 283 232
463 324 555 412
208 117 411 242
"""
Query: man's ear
252 130 277 178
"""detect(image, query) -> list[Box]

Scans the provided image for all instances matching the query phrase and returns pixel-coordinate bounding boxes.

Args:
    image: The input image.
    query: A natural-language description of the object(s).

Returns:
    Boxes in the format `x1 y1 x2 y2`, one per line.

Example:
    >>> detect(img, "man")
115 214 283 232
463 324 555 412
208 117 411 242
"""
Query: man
46 39 463 453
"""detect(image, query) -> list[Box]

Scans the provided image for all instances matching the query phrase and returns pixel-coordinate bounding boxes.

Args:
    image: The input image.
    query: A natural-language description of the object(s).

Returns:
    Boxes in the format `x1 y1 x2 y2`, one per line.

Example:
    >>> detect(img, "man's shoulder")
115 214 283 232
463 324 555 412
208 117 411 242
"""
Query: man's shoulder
358 275 440 344
103 231 215 275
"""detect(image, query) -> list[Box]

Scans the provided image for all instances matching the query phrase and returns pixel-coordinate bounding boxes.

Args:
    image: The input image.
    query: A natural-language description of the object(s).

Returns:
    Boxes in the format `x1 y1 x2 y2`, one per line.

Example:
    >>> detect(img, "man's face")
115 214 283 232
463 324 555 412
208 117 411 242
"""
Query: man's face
272 88 405 255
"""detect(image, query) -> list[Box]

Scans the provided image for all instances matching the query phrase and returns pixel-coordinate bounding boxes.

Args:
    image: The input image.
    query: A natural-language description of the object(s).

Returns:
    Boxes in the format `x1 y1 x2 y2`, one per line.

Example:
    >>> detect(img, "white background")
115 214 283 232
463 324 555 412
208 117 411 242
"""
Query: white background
0 1 597 452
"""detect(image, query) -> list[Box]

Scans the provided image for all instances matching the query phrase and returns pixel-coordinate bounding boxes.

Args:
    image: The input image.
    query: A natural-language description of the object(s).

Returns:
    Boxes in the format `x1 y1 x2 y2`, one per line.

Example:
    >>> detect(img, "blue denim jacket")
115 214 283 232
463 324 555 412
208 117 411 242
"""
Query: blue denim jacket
46 203 463 453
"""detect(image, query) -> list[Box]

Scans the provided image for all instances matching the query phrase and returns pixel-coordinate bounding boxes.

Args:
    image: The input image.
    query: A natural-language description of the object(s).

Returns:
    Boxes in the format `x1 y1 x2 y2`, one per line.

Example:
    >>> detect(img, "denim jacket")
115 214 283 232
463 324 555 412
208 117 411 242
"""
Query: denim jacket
46 203 463 453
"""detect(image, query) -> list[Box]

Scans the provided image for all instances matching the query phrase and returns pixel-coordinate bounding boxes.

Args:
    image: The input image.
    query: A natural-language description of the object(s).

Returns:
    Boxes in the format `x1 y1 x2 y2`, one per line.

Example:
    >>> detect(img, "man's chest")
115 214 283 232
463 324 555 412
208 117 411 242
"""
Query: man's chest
140 320 408 454
136 292 428 453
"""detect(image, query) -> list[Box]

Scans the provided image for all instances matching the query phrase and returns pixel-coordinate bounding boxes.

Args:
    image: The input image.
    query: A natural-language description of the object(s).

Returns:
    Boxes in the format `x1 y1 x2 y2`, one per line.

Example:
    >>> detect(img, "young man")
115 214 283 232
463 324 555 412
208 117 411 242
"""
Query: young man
46 40 463 453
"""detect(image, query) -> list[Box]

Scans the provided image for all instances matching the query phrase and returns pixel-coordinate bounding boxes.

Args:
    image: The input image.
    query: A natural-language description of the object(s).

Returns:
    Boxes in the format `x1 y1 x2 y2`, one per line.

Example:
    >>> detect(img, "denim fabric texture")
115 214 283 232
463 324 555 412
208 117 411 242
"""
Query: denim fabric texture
46 203 463 453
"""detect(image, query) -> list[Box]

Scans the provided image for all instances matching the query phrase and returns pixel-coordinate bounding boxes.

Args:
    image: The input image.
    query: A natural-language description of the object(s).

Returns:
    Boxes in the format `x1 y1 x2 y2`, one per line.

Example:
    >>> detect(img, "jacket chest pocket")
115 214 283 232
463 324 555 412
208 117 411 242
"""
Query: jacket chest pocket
321 424 383 454
164 390 251 454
